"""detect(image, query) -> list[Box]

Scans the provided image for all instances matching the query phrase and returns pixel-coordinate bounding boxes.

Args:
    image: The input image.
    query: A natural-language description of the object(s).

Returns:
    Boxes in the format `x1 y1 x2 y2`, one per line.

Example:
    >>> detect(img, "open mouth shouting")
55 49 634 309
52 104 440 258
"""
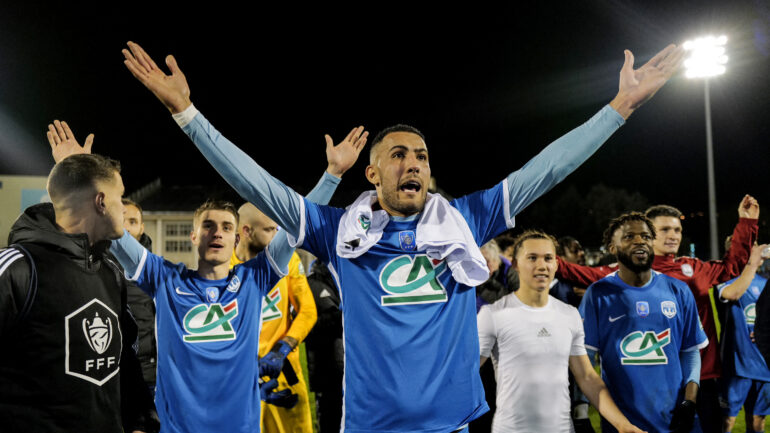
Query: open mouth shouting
399 179 422 194
208 241 225 252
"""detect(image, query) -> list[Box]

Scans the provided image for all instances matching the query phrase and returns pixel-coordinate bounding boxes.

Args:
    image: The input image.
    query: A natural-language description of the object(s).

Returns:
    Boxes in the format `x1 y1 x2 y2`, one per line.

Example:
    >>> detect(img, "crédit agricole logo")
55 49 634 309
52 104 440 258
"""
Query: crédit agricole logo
379 255 448 306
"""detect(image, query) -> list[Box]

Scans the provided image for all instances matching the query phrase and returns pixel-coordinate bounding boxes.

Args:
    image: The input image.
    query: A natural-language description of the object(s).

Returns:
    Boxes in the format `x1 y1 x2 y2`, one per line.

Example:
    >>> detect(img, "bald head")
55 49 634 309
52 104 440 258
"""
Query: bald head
237 202 278 255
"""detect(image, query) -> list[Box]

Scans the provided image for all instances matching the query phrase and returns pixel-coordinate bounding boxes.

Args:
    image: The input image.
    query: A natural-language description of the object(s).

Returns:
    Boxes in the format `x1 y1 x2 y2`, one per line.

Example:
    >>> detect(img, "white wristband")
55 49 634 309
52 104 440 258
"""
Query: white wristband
172 104 199 128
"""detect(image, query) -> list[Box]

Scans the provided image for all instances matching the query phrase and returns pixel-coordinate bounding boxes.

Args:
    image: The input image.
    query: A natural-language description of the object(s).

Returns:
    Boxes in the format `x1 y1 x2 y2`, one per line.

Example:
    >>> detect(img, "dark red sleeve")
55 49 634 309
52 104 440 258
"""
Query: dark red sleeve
701 217 758 286
555 256 614 287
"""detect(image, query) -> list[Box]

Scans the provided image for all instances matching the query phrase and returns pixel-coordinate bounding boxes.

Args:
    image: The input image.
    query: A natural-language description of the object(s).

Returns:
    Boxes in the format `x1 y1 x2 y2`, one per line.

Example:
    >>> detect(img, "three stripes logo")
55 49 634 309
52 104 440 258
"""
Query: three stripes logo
0 248 24 278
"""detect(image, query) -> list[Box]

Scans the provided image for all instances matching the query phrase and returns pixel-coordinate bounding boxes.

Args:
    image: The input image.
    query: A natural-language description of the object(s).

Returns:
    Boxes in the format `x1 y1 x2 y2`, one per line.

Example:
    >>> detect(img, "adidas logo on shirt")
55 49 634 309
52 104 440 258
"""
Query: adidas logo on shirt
537 328 551 337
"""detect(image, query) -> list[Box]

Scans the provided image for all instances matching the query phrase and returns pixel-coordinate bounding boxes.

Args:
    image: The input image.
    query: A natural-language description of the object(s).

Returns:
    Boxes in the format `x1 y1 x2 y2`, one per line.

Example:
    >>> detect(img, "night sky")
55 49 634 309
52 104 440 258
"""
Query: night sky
2 1 769 249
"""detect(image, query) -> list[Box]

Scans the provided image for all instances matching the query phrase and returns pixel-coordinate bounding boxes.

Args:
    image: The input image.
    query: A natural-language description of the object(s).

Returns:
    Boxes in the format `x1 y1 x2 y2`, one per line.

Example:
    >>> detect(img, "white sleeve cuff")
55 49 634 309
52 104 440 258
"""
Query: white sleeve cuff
172 104 200 127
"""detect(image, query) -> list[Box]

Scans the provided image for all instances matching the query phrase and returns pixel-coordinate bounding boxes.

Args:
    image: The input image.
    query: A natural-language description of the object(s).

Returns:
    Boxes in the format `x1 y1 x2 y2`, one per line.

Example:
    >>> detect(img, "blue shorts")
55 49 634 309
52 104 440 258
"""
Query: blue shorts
722 376 770 417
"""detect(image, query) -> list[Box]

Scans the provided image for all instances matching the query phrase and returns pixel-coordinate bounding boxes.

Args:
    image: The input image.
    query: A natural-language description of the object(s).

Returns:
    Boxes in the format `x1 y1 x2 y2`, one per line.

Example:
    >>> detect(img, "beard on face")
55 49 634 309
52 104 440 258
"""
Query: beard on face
616 248 654 274
380 188 426 216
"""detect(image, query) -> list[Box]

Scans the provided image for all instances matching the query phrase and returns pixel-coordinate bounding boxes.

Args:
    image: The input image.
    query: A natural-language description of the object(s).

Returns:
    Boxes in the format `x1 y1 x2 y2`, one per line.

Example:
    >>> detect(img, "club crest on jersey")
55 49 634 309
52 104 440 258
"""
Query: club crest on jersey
745 303 756 325
620 328 671 365
379 254 448 306
65 299 122 386
183 300 238 343
636 301 650 317
399 230 417 251
358 215 371 230
206 287 219 303
227 275 241 293
681 263 694 277
661 301 677 319
262 288 283 322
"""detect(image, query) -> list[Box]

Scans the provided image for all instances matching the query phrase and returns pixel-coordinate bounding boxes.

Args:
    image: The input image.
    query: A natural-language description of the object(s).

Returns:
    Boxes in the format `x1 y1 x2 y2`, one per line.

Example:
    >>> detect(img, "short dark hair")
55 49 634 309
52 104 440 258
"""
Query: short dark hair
603 212 657 249
47 154 121 202
122 198 143 215
370 124 426 162
193 199 239 226
556 236 580 256
645 204 682 220
511 230 558 259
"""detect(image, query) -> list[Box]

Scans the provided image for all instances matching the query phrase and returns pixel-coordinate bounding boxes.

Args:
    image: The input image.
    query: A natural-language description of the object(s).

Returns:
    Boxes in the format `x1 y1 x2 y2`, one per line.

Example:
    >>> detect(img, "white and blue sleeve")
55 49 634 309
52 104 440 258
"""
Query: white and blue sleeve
173 105 305 238
505 104 625 218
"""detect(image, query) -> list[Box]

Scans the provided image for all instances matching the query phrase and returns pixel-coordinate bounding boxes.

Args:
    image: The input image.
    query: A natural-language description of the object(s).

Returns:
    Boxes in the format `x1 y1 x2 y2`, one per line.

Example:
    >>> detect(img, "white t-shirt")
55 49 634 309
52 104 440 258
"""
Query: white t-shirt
478 292 587 433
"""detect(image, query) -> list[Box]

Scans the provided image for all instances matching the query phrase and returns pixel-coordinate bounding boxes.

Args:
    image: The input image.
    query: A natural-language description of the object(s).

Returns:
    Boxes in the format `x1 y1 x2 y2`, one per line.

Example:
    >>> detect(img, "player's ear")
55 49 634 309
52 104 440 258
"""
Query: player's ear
234 233 240 248
94 191 106 215
365 164 380 187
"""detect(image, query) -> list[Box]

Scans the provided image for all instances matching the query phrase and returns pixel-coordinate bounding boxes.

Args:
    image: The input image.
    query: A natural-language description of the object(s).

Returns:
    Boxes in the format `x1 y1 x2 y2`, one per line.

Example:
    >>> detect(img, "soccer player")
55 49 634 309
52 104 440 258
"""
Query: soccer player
477 230 644 432
232 203 317 432
717 241 769 433
0 121 154 432
50 121 365 432
556 199 759 432
580 212 708 433
122 40 683 432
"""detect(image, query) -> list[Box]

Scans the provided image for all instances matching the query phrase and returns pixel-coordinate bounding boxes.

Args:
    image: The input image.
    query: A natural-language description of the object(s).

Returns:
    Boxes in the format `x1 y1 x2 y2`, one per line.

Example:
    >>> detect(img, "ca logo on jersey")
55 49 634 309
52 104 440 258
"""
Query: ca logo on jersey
262 288 283 322
379 254 448 306
620 328 671 365
745 303 757 325
183 300 239 343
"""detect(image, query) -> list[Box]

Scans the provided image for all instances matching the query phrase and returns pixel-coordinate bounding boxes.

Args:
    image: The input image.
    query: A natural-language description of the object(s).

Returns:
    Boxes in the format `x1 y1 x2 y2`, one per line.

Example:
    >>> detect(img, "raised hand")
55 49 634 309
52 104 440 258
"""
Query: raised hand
738 194 760 219
122 41 191 114
47 120 93 163
610 44 685 119
325 126 368 178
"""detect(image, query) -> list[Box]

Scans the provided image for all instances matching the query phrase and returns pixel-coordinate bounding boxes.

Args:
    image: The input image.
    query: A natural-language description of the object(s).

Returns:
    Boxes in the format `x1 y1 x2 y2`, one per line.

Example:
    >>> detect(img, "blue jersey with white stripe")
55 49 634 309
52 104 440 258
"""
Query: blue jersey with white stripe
719 275 770 381
133 251 280 433
299 182 509 433
579 272 708 433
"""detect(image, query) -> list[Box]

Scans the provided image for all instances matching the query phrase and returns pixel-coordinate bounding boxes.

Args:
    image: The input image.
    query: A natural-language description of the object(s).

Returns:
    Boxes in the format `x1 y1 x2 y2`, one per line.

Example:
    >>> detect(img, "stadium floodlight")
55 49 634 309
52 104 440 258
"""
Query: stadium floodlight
683 35 728 259
684 35 728 78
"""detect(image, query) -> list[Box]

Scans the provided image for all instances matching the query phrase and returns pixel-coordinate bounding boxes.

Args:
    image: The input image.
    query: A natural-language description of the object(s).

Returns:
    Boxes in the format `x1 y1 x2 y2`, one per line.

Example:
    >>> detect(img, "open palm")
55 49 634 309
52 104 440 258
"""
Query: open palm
123 41 191 114
325 126 368 177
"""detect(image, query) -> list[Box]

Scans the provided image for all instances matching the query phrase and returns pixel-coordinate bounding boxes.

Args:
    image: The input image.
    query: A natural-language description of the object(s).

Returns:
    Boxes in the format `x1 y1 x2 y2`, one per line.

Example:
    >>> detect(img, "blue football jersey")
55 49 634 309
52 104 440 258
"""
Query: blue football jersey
134 251 281 433
297 182 512 433
579 271 708 433
718 275 770 381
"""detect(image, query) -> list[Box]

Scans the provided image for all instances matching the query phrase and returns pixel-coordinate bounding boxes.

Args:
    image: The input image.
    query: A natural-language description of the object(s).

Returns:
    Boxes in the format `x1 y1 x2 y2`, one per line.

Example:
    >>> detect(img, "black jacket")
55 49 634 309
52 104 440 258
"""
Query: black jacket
127 232 157 385
0 203 156 433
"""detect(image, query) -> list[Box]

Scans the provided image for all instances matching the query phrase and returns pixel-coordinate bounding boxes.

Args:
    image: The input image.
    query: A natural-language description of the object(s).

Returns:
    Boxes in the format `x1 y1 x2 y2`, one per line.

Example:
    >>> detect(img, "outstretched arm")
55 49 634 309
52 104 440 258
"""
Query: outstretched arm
706 195 760 284
570 355 647 433
123 42 367 239
718 243 766 301
505 44 684 218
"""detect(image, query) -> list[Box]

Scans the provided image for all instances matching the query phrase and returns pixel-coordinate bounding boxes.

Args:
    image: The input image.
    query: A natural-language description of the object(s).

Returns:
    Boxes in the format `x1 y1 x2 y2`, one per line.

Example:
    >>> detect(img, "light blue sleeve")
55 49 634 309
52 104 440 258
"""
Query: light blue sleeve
110 229 147 280
680 348 701 385
180 112 307 237
265 172 341 274
506 105 625 217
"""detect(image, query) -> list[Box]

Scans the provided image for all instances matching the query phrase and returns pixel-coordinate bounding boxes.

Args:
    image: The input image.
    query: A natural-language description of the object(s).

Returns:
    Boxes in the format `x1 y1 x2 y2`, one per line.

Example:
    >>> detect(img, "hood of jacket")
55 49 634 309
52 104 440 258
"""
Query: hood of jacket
8 203 112 269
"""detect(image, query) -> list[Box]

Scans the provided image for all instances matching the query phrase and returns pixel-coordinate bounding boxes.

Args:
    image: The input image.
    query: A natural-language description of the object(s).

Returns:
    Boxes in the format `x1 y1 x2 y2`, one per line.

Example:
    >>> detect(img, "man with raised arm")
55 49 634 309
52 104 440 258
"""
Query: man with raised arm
122 40 682 432
48 120 366 433
555 199 760 432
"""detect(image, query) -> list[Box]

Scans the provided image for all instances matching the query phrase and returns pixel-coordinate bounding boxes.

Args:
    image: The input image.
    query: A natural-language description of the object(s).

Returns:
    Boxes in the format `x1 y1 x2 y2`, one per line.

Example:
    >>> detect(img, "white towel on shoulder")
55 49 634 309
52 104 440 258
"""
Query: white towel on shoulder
336 191 490 287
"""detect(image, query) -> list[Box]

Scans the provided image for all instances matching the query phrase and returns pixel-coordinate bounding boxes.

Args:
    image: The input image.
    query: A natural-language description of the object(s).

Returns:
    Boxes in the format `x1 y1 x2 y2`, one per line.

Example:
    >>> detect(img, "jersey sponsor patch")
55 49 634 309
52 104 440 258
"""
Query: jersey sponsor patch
636 301 650 317
358 215 370 230
379 254 448 306
744 303 756 325
262 288 283 322
183 300 238 342
65 298 122 386
398 230 417 251
681 263 694 277
620 328 671 365
661 301 677 319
